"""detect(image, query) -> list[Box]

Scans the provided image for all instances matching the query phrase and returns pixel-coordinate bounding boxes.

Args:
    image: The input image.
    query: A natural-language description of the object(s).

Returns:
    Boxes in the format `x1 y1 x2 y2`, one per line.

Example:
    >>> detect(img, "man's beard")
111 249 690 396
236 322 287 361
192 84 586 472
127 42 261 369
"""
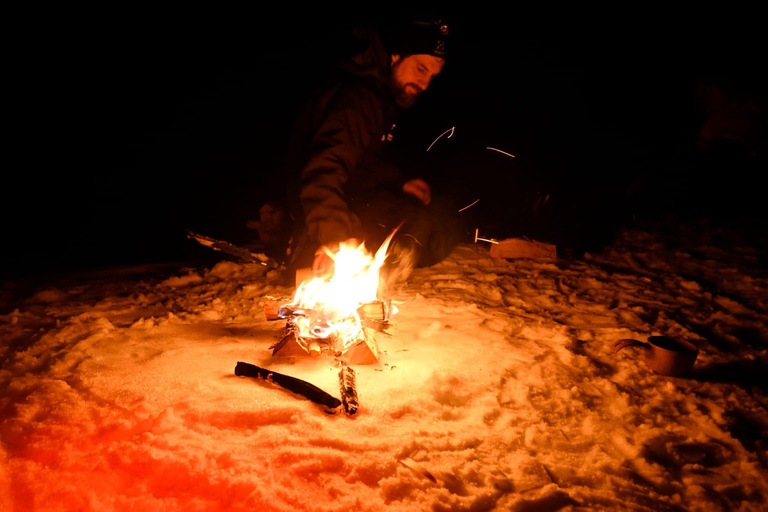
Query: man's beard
393 82 421 108
391 61 422 108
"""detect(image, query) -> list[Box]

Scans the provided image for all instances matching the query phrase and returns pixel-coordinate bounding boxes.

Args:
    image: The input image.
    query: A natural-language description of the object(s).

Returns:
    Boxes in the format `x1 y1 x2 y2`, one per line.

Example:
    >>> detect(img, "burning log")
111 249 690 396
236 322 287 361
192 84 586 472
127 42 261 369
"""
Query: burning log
234 361 342 413
338 327 379 365
338 366 359 415
264 298 311 322
265 299 389 364
270 319 313 357
245 240 397 416
357 300 393 333
264 239 397 366
270 318 339 359
266 299 391 327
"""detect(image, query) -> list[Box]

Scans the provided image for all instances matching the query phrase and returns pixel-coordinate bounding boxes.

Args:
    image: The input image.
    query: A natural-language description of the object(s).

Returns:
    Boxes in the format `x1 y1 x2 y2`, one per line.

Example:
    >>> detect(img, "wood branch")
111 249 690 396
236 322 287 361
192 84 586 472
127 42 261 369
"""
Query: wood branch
234 361 342 412
186 230 278 266
338 366 359 415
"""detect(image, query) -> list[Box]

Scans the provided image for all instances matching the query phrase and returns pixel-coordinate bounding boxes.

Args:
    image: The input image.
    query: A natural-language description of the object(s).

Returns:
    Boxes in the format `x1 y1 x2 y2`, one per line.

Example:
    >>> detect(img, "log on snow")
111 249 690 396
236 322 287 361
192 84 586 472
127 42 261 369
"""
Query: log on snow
234 361 342 412
338 366 359 415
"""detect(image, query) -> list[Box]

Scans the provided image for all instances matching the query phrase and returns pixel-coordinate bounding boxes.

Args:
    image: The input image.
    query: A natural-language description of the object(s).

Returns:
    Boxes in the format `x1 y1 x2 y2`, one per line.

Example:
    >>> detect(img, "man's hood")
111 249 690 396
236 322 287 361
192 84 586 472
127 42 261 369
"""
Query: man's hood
336 26 391 83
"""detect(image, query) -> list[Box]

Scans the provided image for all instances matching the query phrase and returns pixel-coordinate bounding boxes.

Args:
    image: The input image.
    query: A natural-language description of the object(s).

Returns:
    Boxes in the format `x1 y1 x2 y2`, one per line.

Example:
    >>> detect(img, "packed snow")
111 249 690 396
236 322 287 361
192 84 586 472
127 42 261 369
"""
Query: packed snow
1 219 767 511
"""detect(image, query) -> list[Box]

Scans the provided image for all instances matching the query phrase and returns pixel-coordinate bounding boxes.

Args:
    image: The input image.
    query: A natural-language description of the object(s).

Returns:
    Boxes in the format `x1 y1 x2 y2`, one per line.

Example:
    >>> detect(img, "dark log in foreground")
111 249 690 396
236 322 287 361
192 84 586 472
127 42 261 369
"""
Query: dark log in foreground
338 366 359 415
235 361 342 413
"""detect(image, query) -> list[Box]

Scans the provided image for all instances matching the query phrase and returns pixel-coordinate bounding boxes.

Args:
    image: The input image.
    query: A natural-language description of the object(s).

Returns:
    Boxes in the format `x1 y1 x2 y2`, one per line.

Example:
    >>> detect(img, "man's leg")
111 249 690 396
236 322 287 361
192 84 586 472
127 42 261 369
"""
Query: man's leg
349 188 463 268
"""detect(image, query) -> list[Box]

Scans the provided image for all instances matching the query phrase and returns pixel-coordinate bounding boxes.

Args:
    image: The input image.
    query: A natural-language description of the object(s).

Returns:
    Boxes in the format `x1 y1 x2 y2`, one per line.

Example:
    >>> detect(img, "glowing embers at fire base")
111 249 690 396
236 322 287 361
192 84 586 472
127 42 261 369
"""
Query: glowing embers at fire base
266 237 398 364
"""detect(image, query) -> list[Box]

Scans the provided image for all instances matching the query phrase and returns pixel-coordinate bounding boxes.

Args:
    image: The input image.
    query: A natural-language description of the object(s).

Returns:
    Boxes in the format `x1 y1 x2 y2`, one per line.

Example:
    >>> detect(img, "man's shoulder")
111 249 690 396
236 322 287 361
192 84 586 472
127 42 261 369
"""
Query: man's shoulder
335 68 390 94
322 70 393 110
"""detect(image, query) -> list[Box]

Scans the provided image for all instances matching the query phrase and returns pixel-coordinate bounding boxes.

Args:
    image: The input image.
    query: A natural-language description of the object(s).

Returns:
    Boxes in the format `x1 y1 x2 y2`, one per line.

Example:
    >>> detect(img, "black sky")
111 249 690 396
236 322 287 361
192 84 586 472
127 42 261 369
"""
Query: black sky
5 9 765 278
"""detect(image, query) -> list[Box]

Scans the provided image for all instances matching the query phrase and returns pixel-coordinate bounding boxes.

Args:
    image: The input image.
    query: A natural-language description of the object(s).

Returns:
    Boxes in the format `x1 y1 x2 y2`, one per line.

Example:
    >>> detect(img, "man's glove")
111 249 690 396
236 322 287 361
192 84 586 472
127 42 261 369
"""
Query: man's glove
402 178 431 205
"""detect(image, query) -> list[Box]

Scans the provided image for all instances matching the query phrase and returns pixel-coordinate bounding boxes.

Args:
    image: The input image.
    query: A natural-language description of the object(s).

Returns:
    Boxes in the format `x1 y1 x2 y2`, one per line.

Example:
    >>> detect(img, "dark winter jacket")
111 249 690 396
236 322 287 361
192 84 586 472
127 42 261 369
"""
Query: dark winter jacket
287 29 405 246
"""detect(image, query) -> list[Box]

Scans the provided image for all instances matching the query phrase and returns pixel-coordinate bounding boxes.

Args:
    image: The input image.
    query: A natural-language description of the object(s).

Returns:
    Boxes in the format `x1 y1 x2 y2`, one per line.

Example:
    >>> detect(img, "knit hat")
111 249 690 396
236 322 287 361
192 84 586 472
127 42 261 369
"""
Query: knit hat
385 19 450 59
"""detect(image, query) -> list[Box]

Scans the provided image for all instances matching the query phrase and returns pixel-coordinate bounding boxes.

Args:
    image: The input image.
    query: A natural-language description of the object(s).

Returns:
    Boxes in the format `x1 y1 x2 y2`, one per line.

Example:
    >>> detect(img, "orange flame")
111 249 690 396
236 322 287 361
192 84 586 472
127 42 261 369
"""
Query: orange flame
292 232 396 349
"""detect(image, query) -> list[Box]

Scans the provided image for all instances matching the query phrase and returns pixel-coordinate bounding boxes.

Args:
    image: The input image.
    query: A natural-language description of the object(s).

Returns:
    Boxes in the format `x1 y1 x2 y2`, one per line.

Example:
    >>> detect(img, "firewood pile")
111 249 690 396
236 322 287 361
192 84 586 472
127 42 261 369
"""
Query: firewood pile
263 298 393 365
233 298 393 416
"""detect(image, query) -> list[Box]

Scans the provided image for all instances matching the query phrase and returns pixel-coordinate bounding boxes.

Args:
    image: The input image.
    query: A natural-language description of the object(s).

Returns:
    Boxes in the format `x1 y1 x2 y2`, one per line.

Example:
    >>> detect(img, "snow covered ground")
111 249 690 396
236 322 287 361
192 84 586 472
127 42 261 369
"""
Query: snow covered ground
1 219 767 511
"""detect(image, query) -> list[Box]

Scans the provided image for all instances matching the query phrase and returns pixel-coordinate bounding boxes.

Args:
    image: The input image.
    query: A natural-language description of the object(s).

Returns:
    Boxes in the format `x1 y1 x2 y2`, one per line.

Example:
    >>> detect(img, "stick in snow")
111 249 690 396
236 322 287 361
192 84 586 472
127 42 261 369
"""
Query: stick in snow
187 230 279 267
338 366 359 415
235 361 342 413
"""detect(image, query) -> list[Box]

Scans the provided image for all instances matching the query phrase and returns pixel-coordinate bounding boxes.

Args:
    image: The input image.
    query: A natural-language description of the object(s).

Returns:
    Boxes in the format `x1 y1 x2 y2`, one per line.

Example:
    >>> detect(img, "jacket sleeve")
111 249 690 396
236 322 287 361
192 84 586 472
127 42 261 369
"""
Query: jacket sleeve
298 81 388 246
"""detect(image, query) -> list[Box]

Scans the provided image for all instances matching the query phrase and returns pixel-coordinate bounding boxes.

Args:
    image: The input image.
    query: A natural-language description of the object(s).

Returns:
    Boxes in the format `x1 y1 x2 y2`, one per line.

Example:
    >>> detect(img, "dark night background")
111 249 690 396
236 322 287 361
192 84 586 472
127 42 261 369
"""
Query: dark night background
4 8 765 279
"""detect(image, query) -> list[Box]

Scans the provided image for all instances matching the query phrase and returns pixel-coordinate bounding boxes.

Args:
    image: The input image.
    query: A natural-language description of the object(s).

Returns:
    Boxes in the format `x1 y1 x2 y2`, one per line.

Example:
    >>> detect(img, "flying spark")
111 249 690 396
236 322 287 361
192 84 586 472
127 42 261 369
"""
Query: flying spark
427 127 455 151
458 199 480 212
486 147 515 158
474 228 498 244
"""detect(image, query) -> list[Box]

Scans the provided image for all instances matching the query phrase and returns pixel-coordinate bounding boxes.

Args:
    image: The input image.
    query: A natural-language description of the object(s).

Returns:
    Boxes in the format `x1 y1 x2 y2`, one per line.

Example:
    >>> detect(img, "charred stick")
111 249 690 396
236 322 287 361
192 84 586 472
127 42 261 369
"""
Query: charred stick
338 366 359 415
235 361 342 412
186 230 277 267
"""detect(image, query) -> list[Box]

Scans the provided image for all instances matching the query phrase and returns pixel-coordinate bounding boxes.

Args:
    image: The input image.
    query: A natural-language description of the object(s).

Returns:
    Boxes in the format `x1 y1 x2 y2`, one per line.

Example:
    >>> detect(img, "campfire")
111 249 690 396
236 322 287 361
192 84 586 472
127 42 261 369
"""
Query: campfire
238 234 401 415
265 236 397 365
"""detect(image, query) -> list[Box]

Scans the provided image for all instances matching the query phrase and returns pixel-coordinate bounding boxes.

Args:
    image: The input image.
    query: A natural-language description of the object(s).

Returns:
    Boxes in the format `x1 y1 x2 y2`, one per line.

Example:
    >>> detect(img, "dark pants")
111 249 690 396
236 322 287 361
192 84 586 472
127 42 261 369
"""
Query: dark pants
349 188 462 266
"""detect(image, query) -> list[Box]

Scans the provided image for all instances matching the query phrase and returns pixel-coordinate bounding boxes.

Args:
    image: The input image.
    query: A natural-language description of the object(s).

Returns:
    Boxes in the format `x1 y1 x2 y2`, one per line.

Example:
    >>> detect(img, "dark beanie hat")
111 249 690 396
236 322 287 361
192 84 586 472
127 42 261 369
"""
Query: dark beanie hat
385 19 450 59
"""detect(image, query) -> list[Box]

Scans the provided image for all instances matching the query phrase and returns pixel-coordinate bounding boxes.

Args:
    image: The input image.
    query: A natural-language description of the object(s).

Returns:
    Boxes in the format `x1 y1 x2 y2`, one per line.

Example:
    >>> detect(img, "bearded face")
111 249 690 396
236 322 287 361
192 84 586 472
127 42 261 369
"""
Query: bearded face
390 54 445 108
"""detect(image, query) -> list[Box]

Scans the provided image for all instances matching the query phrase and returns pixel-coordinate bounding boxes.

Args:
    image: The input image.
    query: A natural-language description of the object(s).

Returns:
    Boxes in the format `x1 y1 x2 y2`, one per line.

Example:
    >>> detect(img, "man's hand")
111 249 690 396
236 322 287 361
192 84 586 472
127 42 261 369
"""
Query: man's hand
402 178 431 205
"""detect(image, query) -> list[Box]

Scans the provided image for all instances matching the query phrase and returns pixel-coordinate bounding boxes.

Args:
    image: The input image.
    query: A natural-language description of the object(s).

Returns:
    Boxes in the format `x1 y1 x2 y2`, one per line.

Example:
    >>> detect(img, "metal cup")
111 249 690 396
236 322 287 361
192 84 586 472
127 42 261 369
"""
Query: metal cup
613 336 699 377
